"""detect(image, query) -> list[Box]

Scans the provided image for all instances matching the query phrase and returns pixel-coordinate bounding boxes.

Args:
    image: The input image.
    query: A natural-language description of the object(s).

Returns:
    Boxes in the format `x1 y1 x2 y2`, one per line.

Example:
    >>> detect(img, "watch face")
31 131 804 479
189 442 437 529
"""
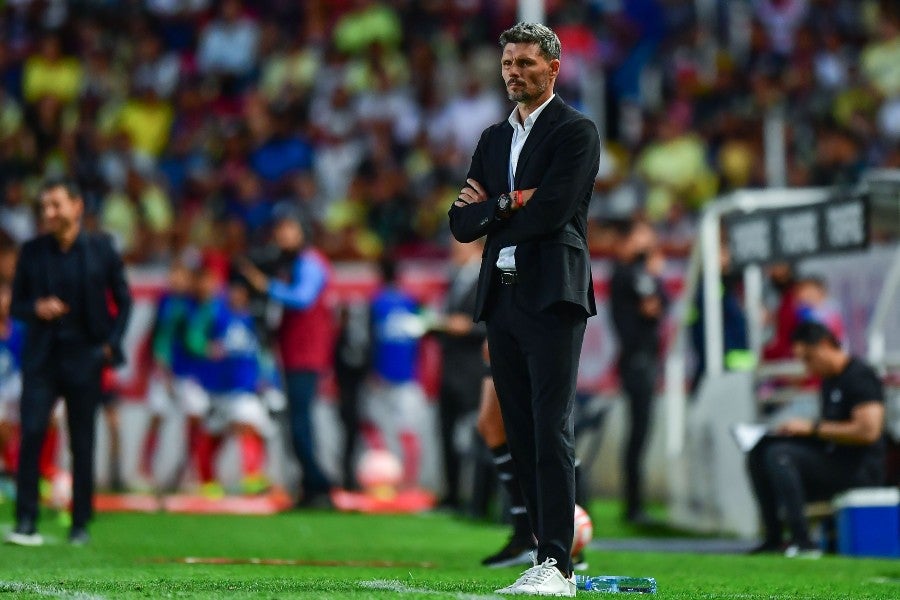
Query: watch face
499 194 511 211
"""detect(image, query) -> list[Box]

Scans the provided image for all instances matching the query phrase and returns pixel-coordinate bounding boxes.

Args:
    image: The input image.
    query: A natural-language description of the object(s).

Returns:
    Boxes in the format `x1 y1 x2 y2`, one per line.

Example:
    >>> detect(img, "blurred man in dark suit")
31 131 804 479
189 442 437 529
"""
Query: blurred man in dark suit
609 220 666 524
435 237 486 510
6 179 131 546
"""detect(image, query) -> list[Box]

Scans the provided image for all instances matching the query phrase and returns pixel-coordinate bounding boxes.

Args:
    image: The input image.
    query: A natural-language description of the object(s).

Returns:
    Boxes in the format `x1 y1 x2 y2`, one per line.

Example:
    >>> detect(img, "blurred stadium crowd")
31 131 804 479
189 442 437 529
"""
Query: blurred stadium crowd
0 0 897 265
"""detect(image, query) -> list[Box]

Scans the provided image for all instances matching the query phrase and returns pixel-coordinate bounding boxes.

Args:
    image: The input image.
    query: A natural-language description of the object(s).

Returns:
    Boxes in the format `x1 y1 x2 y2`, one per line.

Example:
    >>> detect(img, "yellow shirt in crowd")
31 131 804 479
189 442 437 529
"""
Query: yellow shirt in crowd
23 56 83 104
116 99 174 157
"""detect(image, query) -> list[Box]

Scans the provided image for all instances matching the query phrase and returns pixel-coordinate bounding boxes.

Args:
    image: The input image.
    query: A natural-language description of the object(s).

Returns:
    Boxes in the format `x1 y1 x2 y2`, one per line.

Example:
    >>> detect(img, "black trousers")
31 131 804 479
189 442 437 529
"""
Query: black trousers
336 371 365 490
747 438 884 544
486 279 586 573
438 376 480 507
619 352 657 517
17 343 104 529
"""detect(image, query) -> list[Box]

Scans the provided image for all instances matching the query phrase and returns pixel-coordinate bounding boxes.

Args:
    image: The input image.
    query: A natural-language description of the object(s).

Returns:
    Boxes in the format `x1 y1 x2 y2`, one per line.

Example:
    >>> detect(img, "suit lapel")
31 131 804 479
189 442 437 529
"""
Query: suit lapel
514 96 563 189
497 123 513 192
41 237 56 295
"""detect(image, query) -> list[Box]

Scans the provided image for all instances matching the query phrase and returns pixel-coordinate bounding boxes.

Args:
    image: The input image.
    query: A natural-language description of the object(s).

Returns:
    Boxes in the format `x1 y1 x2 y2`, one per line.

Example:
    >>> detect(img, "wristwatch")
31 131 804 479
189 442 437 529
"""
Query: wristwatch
496 193 513 219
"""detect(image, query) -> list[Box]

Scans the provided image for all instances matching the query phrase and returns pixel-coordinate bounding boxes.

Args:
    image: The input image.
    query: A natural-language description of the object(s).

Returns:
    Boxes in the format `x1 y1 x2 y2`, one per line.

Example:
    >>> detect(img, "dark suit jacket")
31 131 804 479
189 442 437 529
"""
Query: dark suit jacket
448 95 602 322
439 261 487 395
11 231 132 374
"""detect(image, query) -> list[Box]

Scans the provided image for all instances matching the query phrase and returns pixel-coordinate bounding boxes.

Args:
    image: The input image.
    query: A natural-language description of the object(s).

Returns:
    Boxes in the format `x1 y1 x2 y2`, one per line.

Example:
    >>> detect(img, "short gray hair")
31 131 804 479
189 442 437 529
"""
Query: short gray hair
499 22 561 61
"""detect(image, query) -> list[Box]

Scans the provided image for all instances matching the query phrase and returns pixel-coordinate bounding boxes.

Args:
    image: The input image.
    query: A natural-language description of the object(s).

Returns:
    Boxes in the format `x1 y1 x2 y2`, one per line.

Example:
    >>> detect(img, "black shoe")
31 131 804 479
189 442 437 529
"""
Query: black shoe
296 491 334 510
68 527 90 546
436 496 460 512
572 551 588 571
747 540 784 555
481 536 537 568
4 520 43 547
624 510 662 527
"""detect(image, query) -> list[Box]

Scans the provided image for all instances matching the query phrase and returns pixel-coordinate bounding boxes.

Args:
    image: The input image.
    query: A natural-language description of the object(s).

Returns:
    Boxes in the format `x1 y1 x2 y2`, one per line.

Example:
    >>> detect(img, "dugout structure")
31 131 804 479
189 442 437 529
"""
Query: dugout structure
663 169 900 537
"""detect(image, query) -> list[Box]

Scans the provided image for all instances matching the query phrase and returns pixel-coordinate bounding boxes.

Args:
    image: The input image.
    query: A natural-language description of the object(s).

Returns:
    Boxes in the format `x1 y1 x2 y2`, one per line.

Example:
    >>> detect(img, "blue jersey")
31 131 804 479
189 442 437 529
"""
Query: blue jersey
214 309 261 395
0 319 25 387
153 293 194 378
370 287 420 384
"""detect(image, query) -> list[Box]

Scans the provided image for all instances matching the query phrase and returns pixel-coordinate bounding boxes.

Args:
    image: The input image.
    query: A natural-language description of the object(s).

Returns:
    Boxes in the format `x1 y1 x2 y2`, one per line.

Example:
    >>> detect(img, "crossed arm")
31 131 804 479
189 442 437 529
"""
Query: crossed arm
11 243 49 323
448 118 601 245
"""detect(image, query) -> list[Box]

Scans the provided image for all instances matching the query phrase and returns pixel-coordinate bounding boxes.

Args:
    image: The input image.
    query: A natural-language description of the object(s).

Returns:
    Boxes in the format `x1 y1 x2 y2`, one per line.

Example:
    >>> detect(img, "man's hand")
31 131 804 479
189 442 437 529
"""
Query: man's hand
444 313 474 336
235 257 269 293
102 344 114 363
35 296 69 321
639 296 662 319
776 418 815 437
454 179 488 208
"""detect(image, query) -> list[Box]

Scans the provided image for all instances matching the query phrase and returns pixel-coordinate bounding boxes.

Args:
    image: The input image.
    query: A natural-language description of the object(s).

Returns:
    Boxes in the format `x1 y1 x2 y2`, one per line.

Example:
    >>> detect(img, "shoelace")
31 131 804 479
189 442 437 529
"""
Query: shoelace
515 558 559 587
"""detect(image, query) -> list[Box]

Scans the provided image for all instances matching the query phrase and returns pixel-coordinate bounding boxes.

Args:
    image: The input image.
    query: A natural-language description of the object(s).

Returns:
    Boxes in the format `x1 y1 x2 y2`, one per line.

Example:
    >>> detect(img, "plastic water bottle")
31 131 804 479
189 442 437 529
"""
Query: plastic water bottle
574 575 657 594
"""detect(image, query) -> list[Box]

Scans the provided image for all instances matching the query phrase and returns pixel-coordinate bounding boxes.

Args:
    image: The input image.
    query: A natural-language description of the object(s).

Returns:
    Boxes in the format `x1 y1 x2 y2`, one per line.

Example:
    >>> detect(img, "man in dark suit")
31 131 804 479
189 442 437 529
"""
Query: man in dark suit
435 237 487 511
6 179 131 546
609 220 666 524
448 22 601 597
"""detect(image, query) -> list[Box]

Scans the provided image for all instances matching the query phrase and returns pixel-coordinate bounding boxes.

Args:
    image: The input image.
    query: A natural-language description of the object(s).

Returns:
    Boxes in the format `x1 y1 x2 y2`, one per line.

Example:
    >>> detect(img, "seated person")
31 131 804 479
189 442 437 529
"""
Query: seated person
748 322 885 557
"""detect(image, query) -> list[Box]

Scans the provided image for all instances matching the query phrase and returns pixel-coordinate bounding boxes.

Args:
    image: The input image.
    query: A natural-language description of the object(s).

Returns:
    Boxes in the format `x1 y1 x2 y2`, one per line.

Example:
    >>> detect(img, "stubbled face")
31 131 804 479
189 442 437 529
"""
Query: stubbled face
40 186 83 236
501 43 558 106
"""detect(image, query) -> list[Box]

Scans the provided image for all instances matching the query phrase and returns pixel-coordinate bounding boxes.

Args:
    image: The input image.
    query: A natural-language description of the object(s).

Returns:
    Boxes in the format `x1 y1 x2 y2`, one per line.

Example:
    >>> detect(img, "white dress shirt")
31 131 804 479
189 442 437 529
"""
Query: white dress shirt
496 93 556 272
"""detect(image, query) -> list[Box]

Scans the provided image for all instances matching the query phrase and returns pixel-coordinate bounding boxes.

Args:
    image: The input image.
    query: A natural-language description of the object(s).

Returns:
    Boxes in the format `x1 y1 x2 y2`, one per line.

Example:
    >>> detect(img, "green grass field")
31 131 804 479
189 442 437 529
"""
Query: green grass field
1 500 899 599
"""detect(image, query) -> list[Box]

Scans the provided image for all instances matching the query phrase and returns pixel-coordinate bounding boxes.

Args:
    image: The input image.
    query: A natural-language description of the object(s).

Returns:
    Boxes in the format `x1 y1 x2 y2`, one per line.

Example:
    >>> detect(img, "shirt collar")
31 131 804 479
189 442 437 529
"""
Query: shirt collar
507 93 556 131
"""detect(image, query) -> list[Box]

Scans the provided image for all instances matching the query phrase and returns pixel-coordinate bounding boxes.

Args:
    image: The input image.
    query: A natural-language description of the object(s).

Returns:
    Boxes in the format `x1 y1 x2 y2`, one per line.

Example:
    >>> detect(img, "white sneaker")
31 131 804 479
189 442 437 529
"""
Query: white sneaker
495 557 576 597
784 543 822 559
495 553 537 595
4 530 44 547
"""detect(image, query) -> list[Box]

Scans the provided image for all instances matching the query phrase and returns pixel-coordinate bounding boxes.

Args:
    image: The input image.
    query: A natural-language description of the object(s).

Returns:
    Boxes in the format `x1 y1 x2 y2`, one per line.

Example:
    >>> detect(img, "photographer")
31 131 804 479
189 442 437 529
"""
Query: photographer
236 203 334 507
610 219 666 524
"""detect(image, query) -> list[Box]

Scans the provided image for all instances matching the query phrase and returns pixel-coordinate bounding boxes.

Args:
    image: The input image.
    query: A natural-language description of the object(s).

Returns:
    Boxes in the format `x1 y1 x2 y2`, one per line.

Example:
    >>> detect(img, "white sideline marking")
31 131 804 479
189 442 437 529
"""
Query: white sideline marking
359 579 501 599
0 581 106 600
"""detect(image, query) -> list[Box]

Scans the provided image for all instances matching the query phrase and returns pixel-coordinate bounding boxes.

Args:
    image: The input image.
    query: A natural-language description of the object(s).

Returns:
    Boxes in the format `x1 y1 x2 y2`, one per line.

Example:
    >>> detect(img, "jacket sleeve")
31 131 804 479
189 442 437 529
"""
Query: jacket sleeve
11 241 38 323
448 129 502 243
489 118 600 247
267 253 327 310
105 237 133 364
